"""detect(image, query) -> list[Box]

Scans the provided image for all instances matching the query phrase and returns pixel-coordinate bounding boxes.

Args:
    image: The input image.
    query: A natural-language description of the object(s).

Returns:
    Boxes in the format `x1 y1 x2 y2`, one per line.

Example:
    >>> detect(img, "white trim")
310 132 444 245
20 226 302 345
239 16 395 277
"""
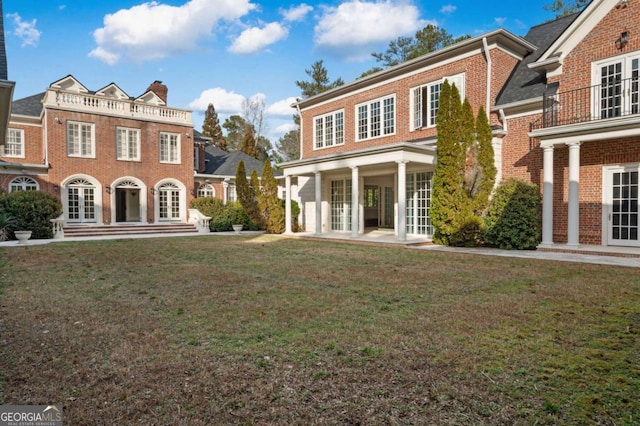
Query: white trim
153 178 187 223
8 176 39 192
3 128 25 158
602 164 640 247
409 72 465 131
66 121 96 159
109 176 148 224
159 132 181 164
115 127 141 161
60 173 103 225
355 94 396 141
313 109 345 150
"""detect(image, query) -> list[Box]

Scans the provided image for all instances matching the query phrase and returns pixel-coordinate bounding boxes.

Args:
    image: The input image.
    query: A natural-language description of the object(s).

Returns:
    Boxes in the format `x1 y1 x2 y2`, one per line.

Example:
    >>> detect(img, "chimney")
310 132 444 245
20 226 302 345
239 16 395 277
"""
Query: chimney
147 80 168 103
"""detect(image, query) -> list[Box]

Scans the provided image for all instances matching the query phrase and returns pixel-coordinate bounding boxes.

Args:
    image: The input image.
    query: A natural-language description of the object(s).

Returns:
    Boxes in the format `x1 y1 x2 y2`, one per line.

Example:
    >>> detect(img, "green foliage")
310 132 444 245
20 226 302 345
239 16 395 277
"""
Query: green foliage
432 83 497 247
202 103 226 150
369 24 471 70
544 0 588 17
222 115 250 152
189 198 254 232
236 160 263 229
0 190 62 239
0 211 17 241
276 128 300 162
258 159 285 234
240 126 257 158
295 60 344 99
484 178 542 250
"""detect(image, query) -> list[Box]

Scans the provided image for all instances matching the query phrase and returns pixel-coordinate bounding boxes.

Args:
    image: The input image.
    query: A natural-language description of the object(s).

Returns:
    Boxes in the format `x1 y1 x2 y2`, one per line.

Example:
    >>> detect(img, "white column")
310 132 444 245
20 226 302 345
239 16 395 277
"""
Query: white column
222 181 228 205
285 175 292 234
351 166 359 238
315 172 322 235
567 142 581 246
397 161 407 241
541 145 554 246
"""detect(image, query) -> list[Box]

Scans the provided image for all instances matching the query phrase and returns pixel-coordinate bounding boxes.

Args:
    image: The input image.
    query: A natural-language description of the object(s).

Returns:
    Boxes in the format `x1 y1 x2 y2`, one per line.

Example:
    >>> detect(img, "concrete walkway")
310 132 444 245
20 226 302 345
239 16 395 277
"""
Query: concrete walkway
2 231 640 268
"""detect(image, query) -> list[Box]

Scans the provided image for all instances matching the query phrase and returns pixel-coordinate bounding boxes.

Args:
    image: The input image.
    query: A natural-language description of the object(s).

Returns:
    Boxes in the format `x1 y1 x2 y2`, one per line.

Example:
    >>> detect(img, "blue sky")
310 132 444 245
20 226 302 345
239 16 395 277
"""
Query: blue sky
3 0 559 142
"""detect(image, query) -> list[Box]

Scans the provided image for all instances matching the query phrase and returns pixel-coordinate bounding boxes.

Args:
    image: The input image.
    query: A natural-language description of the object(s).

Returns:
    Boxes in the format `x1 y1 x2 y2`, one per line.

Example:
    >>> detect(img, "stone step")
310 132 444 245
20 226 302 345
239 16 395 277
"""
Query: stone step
63 223 198 238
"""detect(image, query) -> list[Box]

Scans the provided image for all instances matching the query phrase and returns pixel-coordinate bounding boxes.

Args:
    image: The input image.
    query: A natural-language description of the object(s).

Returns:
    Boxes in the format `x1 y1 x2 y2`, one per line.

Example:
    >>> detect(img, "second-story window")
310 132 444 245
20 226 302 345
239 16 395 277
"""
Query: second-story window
3 129 24 158
159 132 180 163
116 127 141 161
67 121 95 158
411 73 465 130
314 110 344 149
356 95 395 141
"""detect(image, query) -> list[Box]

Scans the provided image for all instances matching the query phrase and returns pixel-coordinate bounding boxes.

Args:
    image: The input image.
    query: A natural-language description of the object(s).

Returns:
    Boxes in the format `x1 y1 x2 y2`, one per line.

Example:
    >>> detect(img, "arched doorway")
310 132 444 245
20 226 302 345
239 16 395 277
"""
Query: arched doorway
158 182 181 221
114 179 142 223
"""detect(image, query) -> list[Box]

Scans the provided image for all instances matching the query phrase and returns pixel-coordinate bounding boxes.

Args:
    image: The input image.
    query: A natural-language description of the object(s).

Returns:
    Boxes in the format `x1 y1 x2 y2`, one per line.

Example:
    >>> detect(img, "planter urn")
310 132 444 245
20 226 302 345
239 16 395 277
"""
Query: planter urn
14 230 32 245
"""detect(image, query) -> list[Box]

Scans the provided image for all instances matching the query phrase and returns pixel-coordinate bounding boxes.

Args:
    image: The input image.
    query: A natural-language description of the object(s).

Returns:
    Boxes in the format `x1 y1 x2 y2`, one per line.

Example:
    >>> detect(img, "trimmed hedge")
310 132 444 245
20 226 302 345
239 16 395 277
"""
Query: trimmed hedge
190 198 256 232
484 178 541 250
0 190 63 239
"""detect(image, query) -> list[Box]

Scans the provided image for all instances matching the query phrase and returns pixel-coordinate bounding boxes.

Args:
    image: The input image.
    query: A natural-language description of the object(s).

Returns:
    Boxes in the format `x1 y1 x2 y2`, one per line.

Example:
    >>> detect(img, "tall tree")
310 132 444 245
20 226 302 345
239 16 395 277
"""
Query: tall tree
240 126 257 159
223 115 250 152
370 24 471 69
242 97 268 141
469 106 496 216
276 127 300 161
258 159 285 233
295 60 344 99
201 103 226 150
544 0 589 17
236 160 262 228
255 135 274 162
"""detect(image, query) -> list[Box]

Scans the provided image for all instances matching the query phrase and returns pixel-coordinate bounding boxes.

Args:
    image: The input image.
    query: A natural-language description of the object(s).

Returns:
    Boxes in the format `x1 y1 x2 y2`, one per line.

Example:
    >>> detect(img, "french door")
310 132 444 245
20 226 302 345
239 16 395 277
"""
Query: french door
159 183 181 221
67 179 96 223
597 56 639 119
606 166 639 246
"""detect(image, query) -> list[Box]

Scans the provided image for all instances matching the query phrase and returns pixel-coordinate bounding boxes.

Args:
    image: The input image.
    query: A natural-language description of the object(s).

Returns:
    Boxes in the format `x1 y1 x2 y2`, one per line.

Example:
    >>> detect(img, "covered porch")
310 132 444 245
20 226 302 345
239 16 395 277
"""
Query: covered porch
281 143 437 242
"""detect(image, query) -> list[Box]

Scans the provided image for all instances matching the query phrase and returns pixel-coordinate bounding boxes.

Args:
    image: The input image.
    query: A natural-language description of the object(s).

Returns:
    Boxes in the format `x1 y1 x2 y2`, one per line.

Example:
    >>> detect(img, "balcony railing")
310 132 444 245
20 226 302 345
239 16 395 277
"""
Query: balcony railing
532 76 639 130
47 90 192 125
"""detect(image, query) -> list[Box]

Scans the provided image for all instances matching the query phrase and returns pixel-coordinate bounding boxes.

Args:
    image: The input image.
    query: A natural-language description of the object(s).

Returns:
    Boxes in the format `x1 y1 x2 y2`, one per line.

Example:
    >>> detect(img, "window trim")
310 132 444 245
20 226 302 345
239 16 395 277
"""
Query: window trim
355 95 396 142
116 127 141 161
410 72 465 130
313 109 345 150
159 132 181 164
197 183 215 198
3 128 24 158
67 121 96 158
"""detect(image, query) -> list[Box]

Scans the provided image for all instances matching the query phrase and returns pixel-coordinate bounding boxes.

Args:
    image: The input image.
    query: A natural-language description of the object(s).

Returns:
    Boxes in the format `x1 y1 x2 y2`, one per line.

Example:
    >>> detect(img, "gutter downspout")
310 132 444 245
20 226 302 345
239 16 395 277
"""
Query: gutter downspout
295 103 302 160
482 37 491 114
498 108 507 134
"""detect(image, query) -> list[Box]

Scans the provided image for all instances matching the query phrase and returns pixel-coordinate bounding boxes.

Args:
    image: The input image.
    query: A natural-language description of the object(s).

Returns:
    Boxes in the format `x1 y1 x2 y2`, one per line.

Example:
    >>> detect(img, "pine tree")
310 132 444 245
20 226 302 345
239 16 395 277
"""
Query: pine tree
240 126 258 159
202 103 226 150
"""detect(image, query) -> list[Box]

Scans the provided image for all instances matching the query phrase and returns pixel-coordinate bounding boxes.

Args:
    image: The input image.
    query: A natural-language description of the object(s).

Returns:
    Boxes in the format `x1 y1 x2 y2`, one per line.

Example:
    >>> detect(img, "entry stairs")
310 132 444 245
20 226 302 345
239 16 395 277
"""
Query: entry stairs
62 223 198 239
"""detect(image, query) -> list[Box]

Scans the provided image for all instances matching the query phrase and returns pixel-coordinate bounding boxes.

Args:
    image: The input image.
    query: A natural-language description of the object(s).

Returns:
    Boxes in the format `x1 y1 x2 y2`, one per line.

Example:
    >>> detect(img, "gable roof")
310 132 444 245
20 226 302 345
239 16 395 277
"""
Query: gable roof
12 92 44 117
496 13 580 106
203 146 281 177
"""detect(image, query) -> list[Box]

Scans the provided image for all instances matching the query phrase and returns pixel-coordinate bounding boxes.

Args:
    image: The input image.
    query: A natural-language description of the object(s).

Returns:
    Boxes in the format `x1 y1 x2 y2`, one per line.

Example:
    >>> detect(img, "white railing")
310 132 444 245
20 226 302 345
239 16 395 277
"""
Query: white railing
50 215 65 239
188 209 211 233
49 91 192 125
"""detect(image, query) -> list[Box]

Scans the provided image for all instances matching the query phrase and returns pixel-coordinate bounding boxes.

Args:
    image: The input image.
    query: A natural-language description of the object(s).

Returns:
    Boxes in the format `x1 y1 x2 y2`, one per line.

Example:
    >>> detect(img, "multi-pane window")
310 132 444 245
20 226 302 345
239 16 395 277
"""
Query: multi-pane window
356 95 395 141
593 54 640 119
411 73 465 129
197 184 215 198
116 127 140 161
3 129 24 157
67 122 94 157
314 110 344 149
159 132 180 163
9 176 38 192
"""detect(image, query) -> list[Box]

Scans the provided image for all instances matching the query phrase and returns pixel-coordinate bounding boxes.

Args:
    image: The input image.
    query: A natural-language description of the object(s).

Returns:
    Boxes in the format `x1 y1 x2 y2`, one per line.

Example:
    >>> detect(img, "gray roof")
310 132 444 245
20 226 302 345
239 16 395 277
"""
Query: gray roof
495 13 580 106
12 92 44 117
203 145 282 177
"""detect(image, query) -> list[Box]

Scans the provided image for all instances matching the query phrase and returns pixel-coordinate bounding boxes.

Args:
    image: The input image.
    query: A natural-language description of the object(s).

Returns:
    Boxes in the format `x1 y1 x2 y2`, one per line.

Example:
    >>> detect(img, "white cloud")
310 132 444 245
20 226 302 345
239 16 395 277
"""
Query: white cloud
440 5 456 15
314 0 426 61
494 17 506 26
89 0 256 64
274 122 297 135
281 4 313 22
188 87 247 113
266 97 298 117
8 13 41 47
229 22 288 54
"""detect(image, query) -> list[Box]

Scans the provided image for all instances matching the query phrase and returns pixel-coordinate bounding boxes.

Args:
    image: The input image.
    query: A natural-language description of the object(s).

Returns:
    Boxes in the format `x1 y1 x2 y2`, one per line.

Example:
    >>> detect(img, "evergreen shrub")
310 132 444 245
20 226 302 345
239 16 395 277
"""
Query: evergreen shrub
0 190 62 239
484 178 541 250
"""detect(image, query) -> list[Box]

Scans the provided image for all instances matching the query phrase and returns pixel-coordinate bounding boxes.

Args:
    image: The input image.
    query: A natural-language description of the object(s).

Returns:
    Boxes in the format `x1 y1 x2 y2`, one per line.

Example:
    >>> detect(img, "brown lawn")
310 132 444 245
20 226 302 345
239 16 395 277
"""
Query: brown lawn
0 235 639 425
